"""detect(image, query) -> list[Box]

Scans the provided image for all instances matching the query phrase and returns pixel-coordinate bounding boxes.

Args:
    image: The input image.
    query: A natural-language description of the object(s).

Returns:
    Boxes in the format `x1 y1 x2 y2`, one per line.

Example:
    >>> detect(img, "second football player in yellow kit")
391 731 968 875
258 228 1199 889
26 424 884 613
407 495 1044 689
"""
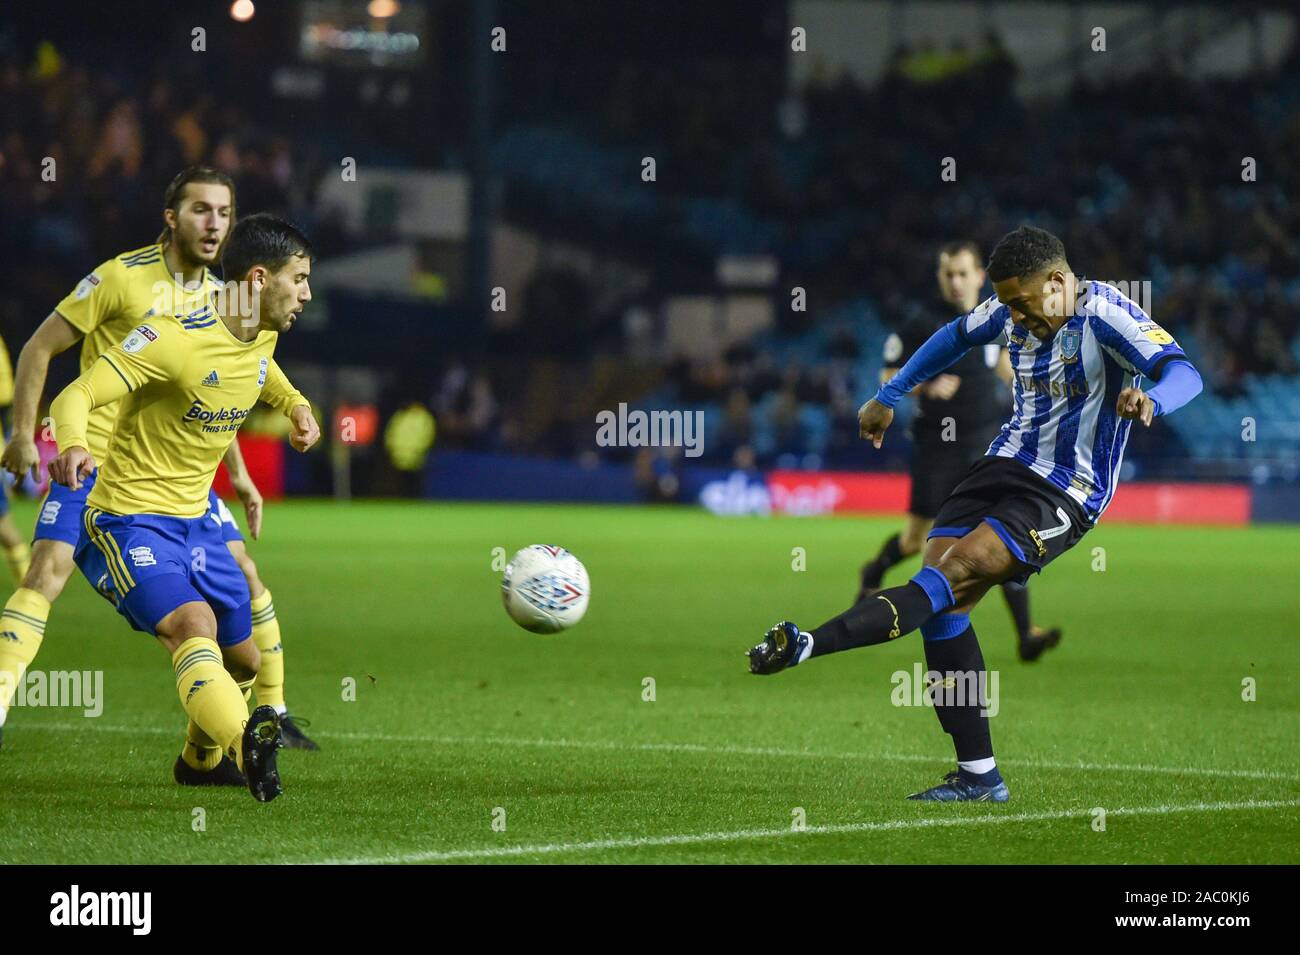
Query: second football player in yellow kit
50 214 321 802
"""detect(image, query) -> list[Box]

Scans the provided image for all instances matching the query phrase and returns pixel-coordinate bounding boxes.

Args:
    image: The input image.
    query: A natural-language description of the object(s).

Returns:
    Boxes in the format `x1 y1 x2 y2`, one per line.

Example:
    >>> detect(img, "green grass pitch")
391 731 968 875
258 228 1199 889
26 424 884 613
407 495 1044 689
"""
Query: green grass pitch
1 498 1296 864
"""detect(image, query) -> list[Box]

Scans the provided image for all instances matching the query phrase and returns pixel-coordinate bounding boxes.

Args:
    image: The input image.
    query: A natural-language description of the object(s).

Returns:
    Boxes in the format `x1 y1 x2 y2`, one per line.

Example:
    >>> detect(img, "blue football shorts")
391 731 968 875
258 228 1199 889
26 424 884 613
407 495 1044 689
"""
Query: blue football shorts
72 492 251 646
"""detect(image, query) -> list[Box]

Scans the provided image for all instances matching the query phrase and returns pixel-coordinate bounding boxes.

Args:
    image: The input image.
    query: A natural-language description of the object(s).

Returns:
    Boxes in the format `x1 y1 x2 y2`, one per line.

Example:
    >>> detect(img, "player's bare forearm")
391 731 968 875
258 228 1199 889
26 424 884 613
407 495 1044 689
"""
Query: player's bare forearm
224 438 263 539
12 312 84 439
0 343 50 479
11 339 55 441
223 438 250 485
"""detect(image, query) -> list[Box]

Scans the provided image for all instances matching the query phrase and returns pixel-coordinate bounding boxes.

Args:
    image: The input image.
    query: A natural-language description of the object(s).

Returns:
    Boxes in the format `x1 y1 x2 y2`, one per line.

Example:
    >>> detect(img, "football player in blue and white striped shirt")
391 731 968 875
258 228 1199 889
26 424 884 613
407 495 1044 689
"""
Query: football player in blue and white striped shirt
746 226 1203 802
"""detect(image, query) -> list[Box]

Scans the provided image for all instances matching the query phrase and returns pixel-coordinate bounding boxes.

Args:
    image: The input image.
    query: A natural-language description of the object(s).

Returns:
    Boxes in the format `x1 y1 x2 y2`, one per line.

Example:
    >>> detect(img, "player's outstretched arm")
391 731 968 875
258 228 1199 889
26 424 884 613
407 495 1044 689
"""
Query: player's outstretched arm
259 358 307 415
879 366 960 400
1116 358 1203 427
1 313 83 481
876 319 979 406
864 317 978 448
48 357 132 489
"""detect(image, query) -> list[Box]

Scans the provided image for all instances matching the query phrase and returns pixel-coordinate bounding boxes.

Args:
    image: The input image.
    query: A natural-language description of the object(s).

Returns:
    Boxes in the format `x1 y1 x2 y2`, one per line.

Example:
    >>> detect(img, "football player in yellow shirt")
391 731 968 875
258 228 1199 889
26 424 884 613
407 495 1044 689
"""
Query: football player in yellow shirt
0 167 318 758
0 334 33 583
49 213 320 802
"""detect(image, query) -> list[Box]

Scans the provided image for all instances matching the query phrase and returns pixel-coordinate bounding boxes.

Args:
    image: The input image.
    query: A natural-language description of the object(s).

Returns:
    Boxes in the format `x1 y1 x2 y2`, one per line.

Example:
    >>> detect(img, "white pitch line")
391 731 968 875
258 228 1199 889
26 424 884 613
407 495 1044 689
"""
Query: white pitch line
314 798 1300 865
17 721 1300 782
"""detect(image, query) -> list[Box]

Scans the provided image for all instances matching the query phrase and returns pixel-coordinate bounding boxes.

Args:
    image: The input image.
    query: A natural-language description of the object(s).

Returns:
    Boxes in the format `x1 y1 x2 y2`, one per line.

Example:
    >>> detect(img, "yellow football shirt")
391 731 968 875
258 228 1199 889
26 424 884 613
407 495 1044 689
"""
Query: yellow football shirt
54 244 223 461
52 313 308 519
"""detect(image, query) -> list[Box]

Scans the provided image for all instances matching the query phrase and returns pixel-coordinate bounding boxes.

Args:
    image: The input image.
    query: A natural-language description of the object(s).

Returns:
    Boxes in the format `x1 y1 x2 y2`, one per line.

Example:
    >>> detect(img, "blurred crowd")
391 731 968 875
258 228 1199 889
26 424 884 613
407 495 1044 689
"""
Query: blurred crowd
0 44 345 350
3 26 1299 479
0 41 358 361
601 42 1300 465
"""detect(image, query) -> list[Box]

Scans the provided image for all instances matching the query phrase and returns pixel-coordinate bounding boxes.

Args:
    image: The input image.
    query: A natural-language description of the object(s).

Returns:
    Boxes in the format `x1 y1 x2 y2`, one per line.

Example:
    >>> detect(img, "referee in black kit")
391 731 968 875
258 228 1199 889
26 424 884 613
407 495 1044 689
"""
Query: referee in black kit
858 240 1062 661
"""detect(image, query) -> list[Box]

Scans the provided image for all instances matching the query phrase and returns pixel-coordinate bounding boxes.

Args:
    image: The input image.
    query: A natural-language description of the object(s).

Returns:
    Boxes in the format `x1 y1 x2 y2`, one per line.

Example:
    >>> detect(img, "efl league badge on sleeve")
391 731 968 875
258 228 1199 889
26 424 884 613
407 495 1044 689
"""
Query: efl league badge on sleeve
1138 322 1176 345
74 272 101 300
122 324 157 353
1060 327 1081 363
257 357 268 386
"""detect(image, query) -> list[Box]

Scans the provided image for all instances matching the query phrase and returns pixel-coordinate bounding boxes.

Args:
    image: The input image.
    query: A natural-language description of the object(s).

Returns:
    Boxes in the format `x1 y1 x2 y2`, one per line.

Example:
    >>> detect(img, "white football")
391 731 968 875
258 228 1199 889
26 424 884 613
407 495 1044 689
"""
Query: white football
501 545 590 633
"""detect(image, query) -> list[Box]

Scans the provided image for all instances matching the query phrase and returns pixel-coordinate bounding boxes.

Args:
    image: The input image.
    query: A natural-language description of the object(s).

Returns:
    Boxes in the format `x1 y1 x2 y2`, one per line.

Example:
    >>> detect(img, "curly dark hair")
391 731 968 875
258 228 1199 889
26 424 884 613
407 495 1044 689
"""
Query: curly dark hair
987 225 1068 282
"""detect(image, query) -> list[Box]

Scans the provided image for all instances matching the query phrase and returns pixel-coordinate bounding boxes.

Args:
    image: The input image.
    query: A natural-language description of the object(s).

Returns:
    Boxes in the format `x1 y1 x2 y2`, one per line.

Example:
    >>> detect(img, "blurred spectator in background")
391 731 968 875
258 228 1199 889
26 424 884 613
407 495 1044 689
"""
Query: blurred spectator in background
715 386 754 465
382 403 436 497
635 447 683 503
433 364 500 452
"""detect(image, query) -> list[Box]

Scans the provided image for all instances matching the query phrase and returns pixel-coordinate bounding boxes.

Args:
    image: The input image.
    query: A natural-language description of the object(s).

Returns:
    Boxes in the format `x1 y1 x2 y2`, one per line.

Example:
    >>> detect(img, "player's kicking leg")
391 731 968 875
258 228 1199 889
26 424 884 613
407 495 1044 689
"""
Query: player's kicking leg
749 523 1016 801
749 457 1093 800
750 522 1013 672
213 492 317 750
864 526 1062 660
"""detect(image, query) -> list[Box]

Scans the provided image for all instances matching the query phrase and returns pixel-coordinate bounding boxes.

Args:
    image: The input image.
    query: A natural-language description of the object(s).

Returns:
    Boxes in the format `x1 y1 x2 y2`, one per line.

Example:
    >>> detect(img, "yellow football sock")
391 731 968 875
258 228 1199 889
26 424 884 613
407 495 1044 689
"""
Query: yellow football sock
4 543 30 584
251 589 285 710
182 674 252 768
0 588 50 721
172 637 249 769
182 720 223 771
